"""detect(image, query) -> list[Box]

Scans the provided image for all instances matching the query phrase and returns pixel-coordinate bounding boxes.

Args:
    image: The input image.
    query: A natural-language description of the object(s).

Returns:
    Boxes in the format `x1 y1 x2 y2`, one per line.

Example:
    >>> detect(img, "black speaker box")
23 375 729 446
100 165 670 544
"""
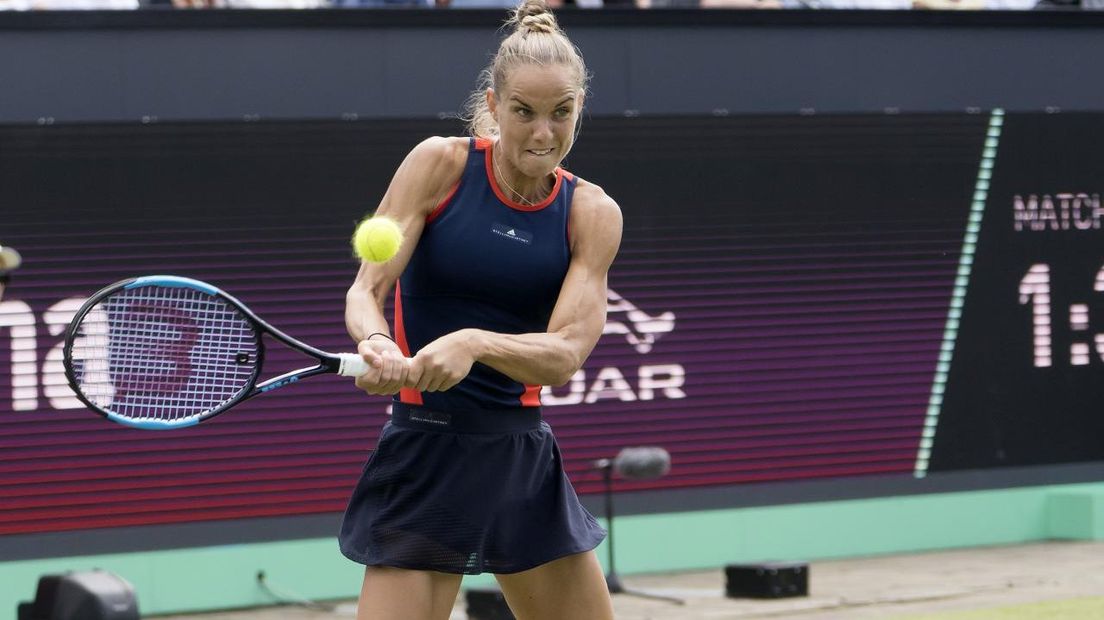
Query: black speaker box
18 570 140 620
725 561 808 599
465 587 515 620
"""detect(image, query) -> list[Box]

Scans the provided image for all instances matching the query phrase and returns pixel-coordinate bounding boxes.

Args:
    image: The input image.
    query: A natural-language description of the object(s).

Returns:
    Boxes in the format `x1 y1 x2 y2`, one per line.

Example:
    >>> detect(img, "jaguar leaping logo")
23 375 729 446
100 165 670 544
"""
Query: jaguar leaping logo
603 289 676 354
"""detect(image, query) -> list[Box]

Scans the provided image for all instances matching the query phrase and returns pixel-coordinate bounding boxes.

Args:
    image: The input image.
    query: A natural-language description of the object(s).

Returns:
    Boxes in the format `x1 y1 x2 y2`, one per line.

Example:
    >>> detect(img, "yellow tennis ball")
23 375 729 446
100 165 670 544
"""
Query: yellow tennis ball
352 216 403 263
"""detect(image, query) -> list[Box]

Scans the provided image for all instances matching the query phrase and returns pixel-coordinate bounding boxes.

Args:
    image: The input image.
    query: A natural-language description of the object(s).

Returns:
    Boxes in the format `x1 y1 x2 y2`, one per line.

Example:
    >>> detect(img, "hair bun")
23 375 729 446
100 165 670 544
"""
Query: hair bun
510 0 560 35
520 14 556 34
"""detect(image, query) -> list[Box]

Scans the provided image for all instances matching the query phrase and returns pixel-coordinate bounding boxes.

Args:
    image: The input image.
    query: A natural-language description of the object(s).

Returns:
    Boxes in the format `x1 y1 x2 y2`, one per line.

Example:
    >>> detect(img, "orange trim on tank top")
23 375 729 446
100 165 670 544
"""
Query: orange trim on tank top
393 280 423 406
520 384 542 407
482 141 564 212
426 180 460 223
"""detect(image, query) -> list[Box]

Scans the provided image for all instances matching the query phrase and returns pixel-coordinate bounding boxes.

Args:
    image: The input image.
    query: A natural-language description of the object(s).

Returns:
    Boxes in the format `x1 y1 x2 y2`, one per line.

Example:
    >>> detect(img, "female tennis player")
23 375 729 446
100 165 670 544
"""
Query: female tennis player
339 1 621 618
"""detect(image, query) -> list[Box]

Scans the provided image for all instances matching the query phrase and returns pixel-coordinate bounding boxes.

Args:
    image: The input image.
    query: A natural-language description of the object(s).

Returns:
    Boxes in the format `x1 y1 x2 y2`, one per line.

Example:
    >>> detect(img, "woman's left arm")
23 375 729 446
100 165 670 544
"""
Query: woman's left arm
406 183 623 392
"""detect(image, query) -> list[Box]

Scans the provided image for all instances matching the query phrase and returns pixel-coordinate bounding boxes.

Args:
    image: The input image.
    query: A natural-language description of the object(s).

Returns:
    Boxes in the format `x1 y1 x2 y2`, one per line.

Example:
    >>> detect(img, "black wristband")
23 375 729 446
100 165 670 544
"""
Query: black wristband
366 332 396 344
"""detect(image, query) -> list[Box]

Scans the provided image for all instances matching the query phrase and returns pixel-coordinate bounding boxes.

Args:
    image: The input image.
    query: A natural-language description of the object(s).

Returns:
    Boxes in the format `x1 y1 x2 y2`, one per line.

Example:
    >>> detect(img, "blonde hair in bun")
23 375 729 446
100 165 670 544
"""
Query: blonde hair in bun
462 0 590 139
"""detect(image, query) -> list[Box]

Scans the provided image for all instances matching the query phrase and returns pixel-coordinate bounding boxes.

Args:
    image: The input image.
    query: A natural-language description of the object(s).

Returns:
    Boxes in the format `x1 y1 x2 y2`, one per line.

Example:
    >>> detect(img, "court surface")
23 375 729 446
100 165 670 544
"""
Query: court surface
158 541 1104 619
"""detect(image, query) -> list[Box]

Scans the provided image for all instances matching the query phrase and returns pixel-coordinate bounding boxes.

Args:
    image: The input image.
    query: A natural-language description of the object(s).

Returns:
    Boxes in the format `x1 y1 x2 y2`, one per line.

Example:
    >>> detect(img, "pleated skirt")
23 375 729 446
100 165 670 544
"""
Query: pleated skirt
339 403 606 575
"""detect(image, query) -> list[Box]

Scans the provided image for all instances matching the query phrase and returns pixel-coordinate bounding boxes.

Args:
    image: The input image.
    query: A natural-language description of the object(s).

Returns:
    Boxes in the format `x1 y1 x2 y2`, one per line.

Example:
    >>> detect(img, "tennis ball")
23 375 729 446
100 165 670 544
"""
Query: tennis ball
352 216 403 263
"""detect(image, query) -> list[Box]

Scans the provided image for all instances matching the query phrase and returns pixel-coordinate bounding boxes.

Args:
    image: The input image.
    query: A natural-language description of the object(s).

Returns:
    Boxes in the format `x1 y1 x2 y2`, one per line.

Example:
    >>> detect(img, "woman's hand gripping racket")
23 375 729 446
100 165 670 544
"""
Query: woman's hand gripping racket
62 275 371 430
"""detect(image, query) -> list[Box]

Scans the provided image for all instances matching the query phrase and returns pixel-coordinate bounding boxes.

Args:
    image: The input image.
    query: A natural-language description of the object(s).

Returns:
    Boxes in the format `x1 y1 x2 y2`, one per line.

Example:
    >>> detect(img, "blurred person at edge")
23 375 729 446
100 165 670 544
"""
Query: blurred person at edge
697 0 781 7
913 0 1037 9
779 0 1037 7
0 246 22 302
173 0 326 7
158 0 327 8
0 0 136 9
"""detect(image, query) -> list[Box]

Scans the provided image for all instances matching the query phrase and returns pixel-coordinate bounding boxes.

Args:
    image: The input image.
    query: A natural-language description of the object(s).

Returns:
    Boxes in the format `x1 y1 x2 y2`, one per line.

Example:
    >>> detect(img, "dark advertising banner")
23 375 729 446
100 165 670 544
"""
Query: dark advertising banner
1 112 1063 541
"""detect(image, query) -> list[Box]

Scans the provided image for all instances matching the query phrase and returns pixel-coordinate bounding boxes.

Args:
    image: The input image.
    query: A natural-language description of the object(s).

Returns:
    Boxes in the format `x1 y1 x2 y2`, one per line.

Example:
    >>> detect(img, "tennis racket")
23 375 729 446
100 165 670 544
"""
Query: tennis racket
63 275 370 430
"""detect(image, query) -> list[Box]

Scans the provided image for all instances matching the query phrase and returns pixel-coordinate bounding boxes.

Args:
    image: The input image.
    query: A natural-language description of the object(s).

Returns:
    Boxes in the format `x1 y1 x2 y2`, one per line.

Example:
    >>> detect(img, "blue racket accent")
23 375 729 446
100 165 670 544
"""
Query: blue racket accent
126 275 220 295
105 411 200 430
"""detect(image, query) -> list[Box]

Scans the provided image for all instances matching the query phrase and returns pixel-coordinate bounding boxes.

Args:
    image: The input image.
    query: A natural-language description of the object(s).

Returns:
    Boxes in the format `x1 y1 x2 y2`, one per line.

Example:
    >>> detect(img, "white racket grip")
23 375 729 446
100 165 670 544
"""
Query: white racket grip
337 353 371 378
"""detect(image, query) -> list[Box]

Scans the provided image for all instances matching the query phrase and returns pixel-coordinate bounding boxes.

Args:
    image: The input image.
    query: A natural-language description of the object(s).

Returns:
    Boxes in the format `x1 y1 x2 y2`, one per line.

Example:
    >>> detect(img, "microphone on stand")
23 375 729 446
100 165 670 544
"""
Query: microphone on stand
593 447 671 480
593 446 682 605
612 447 671 480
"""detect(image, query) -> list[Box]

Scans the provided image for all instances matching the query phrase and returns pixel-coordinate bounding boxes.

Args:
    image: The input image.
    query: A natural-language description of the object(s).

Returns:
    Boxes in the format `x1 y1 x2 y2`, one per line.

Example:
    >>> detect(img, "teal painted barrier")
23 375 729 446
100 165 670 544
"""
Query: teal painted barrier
3 482 1102 616
1047 488 1104 541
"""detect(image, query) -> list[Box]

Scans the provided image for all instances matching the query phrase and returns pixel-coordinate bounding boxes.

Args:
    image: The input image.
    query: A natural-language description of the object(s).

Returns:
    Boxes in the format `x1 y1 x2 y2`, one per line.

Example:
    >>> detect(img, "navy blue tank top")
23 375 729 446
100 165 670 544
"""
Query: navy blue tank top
394 138 576 411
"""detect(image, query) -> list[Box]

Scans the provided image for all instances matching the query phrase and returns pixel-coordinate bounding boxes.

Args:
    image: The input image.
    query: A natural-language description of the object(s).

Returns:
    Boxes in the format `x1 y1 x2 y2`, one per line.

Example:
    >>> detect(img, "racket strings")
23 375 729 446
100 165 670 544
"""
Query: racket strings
69 285 260 422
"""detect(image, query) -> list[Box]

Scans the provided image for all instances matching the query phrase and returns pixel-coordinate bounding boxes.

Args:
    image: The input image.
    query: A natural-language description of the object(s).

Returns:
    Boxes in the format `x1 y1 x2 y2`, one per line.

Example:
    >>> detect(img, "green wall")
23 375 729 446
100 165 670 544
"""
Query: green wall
3 482 1103 616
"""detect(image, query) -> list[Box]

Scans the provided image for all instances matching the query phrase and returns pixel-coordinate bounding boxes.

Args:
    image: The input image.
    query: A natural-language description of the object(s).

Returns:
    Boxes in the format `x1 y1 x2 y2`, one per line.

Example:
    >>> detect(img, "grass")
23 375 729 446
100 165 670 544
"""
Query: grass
901 597 1104 620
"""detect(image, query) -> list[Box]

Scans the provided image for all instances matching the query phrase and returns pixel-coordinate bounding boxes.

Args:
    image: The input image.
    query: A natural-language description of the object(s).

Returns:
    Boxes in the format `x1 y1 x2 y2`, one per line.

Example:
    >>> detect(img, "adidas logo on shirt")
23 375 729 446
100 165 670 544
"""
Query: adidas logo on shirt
492 223 533 245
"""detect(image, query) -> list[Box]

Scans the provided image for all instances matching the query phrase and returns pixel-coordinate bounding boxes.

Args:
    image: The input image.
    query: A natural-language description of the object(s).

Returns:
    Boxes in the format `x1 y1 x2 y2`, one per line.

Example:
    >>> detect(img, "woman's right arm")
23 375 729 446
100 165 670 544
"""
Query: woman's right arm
346 136 468 395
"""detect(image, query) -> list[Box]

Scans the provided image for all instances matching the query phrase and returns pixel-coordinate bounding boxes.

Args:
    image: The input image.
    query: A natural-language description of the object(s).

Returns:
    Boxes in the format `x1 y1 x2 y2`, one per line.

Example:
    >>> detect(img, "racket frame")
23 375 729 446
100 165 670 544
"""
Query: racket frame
63 275 361 429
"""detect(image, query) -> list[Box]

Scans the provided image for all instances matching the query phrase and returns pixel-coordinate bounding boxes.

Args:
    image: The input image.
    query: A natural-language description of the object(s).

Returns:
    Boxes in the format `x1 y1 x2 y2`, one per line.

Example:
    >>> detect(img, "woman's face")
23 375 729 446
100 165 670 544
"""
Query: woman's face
488 63 582 179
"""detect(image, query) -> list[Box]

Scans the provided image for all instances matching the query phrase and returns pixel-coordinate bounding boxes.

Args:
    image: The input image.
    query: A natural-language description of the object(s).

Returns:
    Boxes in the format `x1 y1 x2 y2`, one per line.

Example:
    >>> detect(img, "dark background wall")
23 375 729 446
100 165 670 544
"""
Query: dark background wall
2 10 1104 124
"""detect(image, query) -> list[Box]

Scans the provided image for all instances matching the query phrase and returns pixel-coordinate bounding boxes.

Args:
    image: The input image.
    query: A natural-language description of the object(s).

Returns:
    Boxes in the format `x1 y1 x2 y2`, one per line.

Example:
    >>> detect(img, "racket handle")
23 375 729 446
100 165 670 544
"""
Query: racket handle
337 353 371 378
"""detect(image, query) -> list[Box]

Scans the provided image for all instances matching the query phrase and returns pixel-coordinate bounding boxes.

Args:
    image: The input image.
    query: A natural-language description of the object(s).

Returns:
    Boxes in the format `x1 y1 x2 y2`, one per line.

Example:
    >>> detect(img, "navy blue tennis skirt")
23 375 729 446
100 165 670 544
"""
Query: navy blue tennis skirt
339 403 606 575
